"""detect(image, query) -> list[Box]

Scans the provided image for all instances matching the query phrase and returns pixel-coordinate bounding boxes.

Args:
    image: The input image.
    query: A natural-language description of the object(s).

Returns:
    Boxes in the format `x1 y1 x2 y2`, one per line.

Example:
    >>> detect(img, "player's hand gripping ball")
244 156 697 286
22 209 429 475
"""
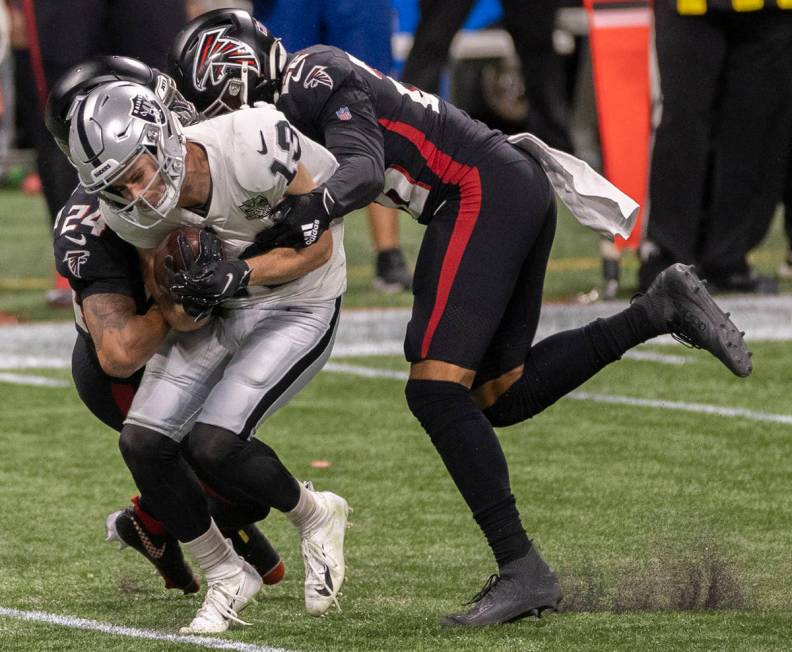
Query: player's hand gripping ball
156 227 251 318
153 226 218 292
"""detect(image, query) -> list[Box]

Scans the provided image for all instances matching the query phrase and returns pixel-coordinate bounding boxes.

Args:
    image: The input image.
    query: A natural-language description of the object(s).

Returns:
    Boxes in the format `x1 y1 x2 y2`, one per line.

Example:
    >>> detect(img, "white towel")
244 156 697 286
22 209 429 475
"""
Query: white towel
508 132 638 240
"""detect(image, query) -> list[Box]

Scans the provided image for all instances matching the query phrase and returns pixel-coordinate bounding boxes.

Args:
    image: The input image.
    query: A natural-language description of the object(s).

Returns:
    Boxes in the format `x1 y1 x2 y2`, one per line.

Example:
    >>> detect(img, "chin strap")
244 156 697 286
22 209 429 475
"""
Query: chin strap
267 39 287 104
240 61 249 108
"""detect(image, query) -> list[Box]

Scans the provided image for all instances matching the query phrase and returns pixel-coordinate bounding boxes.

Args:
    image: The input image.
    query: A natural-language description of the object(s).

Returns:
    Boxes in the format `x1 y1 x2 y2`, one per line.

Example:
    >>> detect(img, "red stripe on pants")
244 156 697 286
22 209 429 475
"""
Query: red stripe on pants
378 119 483 358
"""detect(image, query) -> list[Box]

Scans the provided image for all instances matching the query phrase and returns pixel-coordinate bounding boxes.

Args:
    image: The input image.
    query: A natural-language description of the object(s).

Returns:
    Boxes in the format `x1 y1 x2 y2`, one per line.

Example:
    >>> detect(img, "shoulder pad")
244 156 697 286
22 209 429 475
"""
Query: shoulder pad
54 190 136 283
227 107 299 193
281 46 352 101
53 187 106 242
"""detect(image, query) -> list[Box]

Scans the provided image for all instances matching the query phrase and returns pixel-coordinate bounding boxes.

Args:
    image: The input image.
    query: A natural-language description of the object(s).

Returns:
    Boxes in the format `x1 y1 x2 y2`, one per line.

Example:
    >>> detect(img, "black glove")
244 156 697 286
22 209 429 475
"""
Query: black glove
256 186 336 251
166 229 251 310
179 295 217 320
170 258 251 304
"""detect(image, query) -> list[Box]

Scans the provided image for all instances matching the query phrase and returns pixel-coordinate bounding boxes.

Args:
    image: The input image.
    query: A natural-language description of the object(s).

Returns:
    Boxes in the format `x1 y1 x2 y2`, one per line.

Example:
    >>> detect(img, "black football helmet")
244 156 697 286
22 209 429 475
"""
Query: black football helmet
168 8 287 117
45 55 198 155
45 56 156 154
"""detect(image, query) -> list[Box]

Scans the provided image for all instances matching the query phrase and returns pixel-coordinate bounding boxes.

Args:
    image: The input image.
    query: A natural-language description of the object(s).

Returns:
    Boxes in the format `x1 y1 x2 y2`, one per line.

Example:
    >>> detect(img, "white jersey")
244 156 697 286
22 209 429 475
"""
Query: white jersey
102 104 346 308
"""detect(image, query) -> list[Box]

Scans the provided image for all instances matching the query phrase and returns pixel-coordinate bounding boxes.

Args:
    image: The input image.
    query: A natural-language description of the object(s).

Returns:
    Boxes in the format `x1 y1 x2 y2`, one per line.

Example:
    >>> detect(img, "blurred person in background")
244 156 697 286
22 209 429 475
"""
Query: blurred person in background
17 0 186 305
401 0 572 153
778 172 792 280
252 0 413 293
0 3 11 174
639 0 792 294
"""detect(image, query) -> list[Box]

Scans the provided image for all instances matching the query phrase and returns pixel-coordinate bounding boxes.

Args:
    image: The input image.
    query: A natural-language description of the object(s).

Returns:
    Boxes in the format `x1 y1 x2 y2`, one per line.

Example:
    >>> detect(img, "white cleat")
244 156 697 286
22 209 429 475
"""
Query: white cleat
179 560 262 635
301 490 350 616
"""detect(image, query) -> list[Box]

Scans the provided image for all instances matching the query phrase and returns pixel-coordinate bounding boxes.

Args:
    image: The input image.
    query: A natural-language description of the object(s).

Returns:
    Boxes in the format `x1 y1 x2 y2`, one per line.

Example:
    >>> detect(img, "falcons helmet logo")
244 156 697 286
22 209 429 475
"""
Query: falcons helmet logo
63 250 90 278
192 26 261 91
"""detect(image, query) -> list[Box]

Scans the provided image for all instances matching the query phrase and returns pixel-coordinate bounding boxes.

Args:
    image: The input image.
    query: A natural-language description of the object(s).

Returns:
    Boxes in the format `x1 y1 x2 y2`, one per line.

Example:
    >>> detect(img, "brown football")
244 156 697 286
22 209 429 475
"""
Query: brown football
153 226 221 291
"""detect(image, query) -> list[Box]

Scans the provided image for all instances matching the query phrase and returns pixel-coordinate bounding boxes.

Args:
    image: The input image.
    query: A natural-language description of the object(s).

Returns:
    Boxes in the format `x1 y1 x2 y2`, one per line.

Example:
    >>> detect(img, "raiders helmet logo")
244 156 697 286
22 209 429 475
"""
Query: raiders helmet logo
193 26 261 91
130 94 164 124
63 250 90 278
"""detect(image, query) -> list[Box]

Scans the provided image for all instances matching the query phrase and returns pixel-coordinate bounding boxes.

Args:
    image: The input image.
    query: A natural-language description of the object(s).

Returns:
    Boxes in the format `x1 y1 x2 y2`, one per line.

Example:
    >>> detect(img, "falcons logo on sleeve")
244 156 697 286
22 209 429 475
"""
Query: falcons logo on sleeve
304 65 334 90
193 26 261 91
64 250 90 278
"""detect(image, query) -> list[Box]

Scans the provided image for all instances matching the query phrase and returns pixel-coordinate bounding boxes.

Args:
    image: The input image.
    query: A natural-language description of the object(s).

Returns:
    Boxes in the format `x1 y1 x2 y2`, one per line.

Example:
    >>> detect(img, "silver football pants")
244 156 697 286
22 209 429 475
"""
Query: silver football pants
124 298 340 441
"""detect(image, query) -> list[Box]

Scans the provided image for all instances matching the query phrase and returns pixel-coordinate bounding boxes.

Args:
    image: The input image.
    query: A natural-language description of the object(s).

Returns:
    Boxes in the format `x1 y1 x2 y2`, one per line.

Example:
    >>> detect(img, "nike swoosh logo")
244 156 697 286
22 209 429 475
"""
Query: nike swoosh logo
290 59 306 82
65 234 86 245
257 130 268 156
316 565 333 596
130 517 167 559
230 577 246 610
221 272 235 296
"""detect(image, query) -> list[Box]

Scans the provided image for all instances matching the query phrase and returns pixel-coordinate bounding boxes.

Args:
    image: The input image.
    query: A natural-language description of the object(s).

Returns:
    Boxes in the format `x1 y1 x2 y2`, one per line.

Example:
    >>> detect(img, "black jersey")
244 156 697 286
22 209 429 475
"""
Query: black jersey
53 186 149 338
276 45 507 224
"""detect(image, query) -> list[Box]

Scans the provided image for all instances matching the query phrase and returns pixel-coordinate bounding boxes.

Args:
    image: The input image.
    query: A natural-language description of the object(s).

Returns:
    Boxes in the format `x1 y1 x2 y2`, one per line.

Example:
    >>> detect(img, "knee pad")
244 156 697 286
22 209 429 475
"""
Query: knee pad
186 422 242 471
118 424 179 471
404 379 480 441
189 423 298 513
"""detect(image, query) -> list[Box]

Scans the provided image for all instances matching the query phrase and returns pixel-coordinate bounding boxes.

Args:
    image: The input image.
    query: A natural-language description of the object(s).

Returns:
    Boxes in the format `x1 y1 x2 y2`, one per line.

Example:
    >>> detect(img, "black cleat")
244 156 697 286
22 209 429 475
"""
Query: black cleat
220 524 285 585
372 248 412 293
441 547 563 626
634 263 752 377
106 507 200 594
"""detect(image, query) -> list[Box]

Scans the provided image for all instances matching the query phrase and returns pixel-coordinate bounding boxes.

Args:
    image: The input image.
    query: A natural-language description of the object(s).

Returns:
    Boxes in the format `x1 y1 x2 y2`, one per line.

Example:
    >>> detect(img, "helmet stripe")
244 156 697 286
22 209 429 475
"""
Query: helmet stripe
75 96 101 166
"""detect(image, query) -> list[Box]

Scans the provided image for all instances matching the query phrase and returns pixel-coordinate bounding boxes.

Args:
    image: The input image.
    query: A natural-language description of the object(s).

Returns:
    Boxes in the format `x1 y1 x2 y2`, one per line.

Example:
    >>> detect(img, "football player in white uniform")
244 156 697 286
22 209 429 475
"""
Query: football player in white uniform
68 80 349 634
47 54 287 600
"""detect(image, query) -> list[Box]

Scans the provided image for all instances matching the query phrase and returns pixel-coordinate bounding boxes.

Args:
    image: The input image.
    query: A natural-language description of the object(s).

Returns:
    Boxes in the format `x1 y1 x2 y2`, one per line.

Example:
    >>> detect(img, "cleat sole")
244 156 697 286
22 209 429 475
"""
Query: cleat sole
667 265 753 377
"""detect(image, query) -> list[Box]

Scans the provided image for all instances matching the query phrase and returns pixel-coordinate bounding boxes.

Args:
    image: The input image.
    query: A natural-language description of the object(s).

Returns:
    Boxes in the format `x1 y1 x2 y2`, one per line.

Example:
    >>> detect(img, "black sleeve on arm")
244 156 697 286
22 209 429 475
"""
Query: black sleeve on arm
317 82 385 216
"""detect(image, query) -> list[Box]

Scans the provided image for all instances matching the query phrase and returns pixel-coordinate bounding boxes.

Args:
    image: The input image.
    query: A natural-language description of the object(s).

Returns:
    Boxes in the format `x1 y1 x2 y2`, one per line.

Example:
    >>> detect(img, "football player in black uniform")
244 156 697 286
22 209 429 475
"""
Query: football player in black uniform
47 56 284 595
169 9 753 625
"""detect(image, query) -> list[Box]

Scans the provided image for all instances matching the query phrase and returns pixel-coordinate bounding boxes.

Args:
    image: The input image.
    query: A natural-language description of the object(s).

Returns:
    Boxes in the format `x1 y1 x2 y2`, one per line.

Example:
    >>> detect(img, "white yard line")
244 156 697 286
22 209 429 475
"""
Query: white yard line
1 298 790 423
322 363 792 427
324 362 409 380
568 392 792 426
0 372 69 388
2 351 788 427
0 607 295 652
0 354 71 369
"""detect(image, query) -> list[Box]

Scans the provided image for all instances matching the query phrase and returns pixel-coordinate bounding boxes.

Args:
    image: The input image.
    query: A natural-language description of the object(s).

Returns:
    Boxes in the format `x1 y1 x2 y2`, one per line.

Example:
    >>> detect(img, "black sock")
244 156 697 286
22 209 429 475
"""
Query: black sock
405 379 531 568
485 304 658 428
206 493 271 529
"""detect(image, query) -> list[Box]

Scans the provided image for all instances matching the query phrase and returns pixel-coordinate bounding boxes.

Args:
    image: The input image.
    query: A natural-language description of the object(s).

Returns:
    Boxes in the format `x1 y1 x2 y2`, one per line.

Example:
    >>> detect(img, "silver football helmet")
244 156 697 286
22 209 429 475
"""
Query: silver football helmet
68 81 186 228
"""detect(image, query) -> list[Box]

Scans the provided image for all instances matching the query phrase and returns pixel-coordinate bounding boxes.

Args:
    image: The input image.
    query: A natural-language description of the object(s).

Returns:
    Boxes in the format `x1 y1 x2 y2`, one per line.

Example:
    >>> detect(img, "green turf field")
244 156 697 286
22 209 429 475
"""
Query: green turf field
1 343 792 651
2 188 792 650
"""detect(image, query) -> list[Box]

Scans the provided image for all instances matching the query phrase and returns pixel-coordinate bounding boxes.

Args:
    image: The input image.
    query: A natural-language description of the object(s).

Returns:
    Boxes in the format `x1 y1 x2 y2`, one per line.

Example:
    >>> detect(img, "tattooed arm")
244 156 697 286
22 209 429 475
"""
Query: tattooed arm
82 293 169 379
